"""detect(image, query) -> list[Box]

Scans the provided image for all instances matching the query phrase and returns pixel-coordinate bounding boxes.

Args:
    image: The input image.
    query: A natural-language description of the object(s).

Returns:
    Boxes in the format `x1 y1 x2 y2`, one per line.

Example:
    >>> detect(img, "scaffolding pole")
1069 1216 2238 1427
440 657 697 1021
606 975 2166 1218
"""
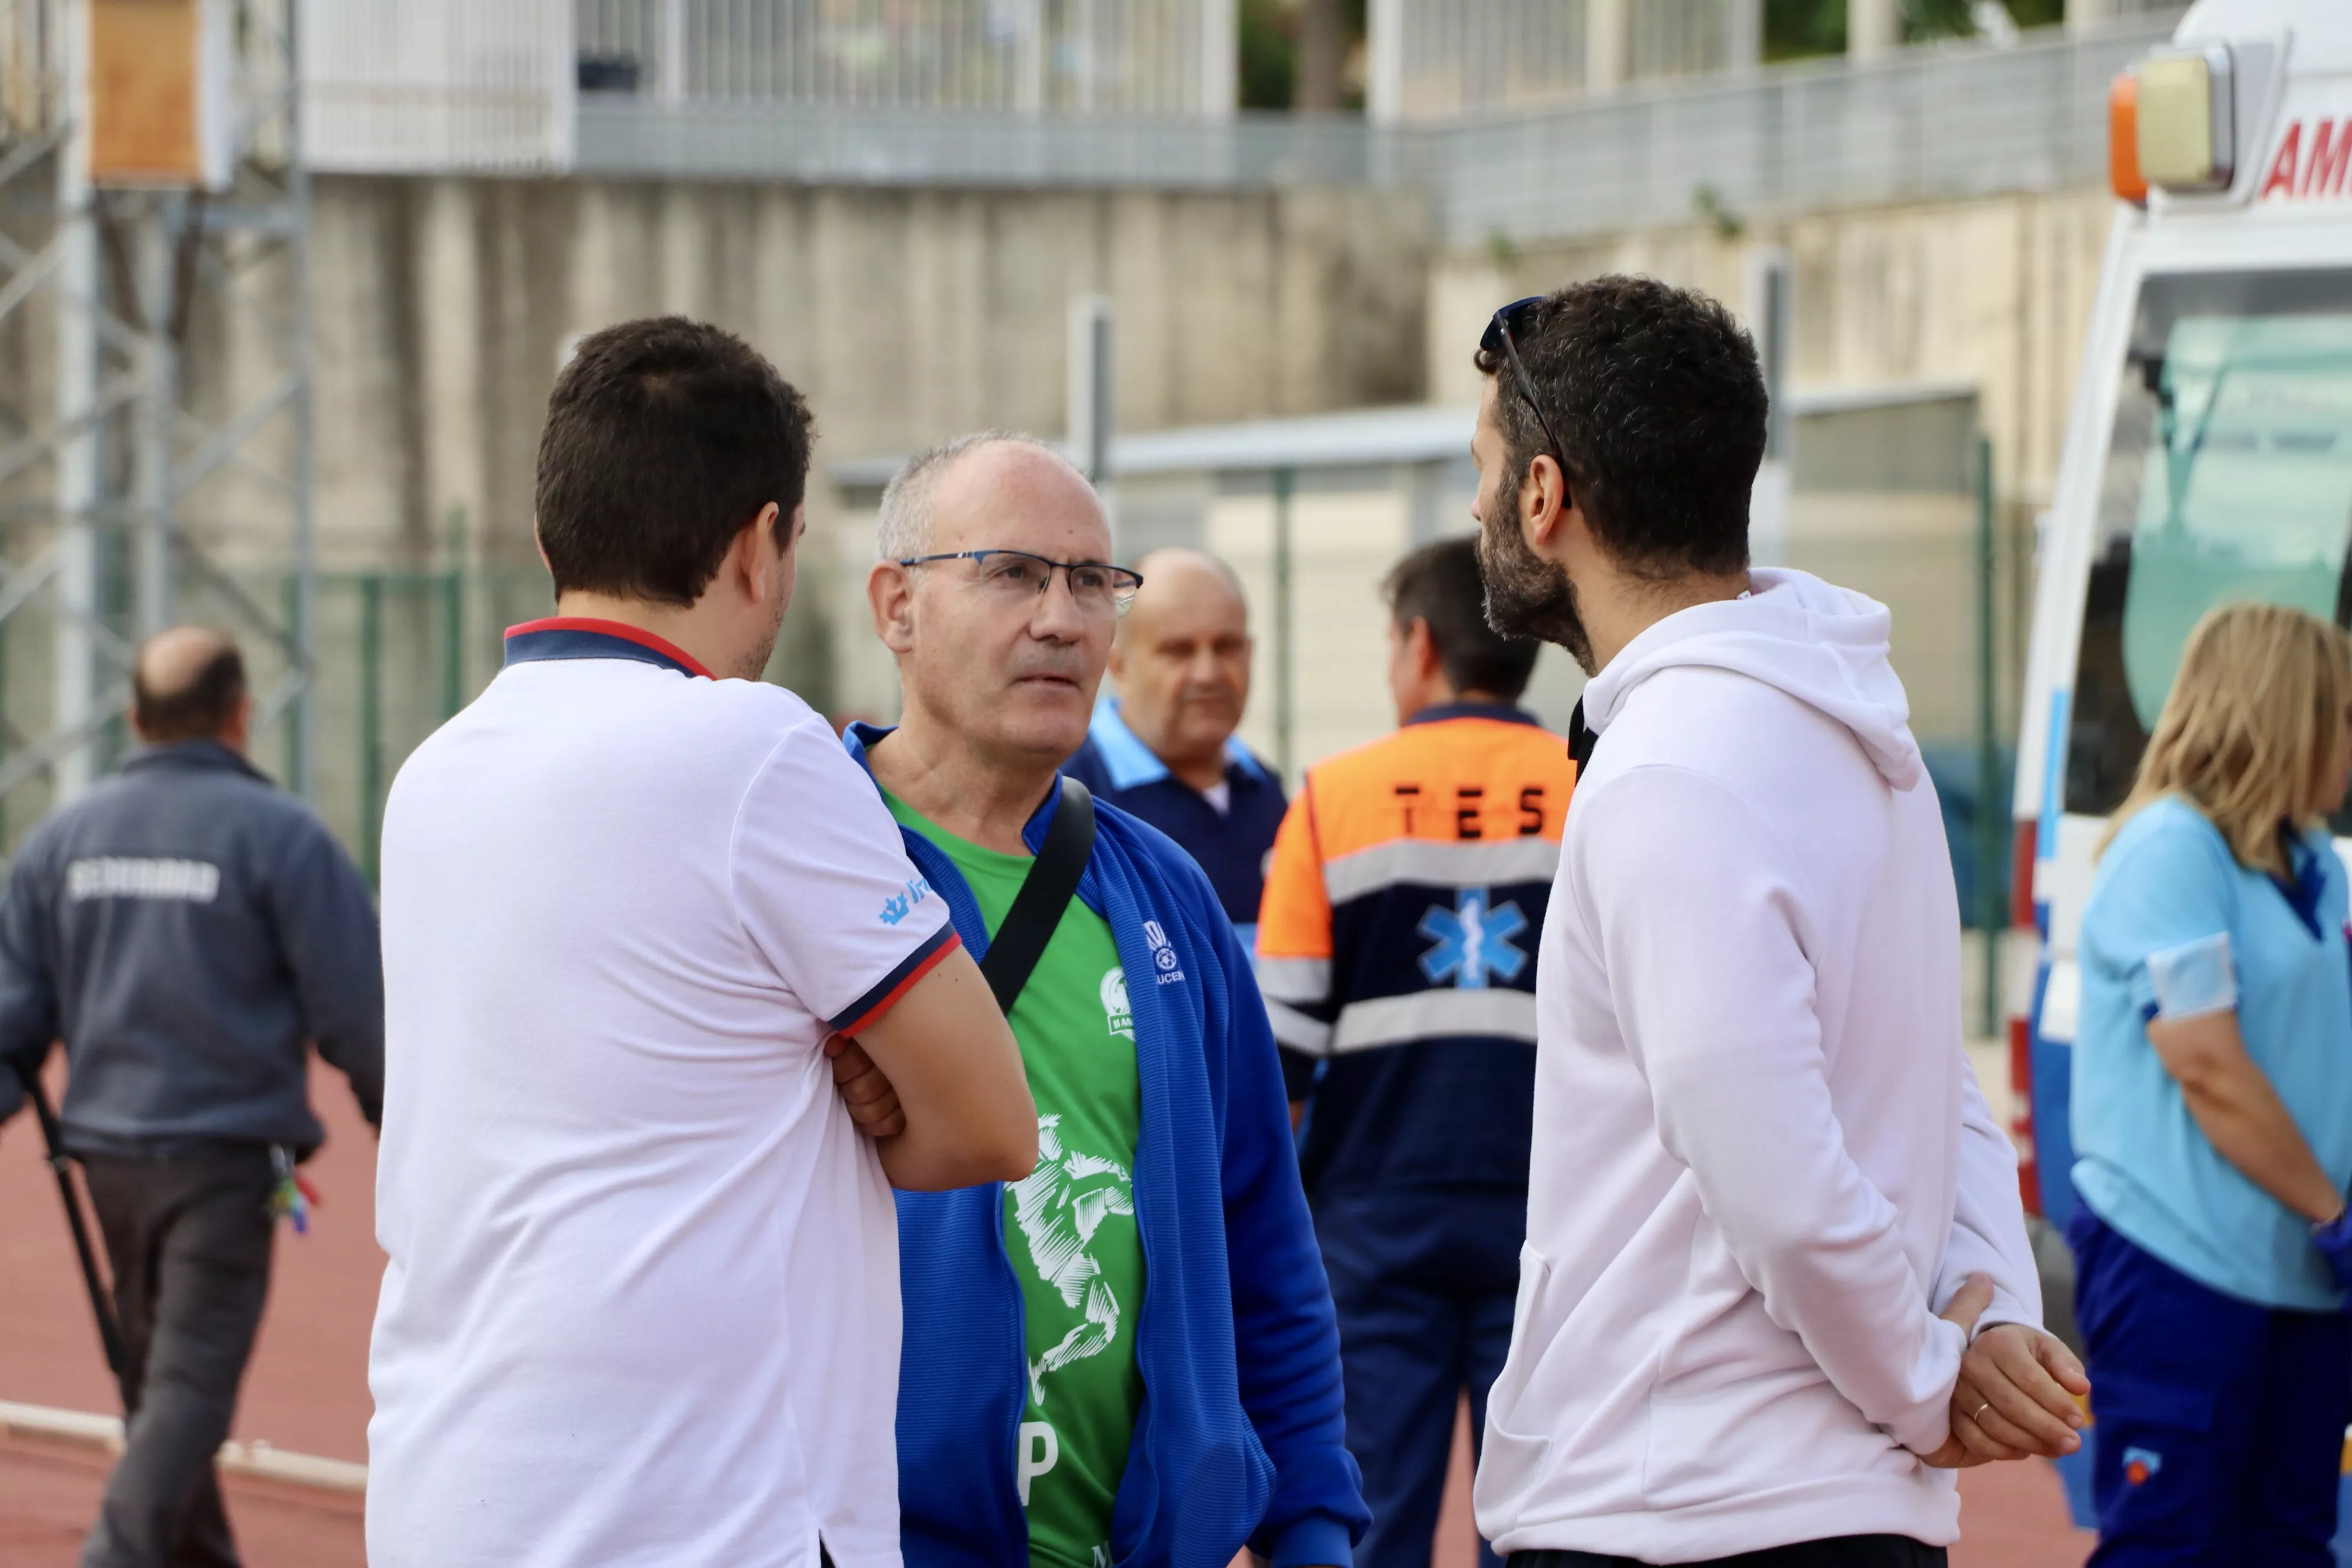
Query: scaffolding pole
50 1 93 798
0 0 315 831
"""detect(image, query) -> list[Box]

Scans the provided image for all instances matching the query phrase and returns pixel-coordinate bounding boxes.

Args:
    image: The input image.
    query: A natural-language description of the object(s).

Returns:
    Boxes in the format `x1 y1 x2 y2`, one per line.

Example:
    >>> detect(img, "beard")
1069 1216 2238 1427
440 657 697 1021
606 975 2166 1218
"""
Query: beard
1478 504 1595 675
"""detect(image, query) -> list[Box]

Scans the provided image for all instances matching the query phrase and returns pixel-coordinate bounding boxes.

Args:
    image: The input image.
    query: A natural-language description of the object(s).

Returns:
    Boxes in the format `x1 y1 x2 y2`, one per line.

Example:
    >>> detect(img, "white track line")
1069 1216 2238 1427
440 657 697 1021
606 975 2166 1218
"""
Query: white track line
0 1399 367 1494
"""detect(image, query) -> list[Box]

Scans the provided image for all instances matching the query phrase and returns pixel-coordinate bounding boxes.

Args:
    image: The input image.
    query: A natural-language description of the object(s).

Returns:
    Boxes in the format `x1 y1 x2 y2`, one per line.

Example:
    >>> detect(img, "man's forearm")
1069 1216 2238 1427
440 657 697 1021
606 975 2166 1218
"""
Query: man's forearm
852 946 1037 1192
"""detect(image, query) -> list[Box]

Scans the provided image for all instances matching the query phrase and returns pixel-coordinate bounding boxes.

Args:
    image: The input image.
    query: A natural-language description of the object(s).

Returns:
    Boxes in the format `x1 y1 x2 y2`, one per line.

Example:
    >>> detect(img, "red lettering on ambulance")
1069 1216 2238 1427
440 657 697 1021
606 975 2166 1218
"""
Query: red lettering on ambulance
2265 121 2304 199
2309 119 2352 198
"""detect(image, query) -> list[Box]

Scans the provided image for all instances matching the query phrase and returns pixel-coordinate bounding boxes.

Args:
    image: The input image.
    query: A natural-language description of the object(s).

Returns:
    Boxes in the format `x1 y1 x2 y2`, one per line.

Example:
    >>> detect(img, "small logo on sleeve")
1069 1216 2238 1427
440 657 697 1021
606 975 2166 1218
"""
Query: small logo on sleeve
1142 920 1185 985
879 876 932 926
2122 1446 2162 1486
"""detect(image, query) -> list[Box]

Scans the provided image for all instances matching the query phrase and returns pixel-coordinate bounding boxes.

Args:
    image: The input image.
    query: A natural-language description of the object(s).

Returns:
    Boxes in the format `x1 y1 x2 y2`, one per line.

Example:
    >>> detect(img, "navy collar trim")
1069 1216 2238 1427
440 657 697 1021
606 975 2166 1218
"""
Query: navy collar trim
120 737 267 783
503 617 713 680
1405 700 1543 729
1087 699 1273 792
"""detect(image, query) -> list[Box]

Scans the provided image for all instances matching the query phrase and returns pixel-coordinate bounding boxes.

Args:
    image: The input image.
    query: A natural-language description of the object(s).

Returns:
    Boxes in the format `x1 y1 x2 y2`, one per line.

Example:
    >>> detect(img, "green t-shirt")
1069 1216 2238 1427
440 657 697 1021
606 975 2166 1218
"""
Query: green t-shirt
883 792 1145 1568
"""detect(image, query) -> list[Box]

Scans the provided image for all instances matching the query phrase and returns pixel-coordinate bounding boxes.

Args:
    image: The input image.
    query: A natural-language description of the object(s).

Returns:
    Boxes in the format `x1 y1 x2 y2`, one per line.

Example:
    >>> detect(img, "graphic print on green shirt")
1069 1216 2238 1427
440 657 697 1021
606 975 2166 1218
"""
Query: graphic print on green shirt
883 791 1146 1568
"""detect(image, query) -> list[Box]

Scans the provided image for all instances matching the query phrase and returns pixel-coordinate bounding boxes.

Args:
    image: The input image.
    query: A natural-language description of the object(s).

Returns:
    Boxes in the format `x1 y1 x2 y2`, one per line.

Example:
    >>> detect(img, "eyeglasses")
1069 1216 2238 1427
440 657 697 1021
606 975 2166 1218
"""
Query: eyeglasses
1482 296 1567 468
897 549 1145 616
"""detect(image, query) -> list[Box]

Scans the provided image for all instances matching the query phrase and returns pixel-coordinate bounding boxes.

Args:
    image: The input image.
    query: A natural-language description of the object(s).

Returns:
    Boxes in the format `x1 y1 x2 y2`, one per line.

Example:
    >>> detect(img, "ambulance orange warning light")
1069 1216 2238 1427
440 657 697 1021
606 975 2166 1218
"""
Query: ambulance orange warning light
2109 71 2148 204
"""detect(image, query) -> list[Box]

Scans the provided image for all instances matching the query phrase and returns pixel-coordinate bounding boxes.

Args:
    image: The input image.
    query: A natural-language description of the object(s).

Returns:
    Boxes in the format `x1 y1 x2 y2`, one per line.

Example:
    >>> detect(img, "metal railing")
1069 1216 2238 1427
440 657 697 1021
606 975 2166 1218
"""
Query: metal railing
1428 15 2175 246
1371 0 1751 125
576 0 1234 117
572 13 2180 246
295 5 2187 247
301 0 577 173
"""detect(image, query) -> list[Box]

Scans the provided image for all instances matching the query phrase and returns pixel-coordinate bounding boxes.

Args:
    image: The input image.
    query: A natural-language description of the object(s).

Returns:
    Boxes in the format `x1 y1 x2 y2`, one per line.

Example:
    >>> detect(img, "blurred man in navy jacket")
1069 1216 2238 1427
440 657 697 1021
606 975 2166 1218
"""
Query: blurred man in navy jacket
1064 548 1285 948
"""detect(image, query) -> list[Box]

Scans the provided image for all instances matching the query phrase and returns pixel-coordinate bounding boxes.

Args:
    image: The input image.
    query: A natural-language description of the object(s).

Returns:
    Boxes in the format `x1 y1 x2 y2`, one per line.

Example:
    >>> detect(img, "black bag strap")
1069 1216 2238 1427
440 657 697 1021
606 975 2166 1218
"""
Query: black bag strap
979 779 1097 1015
1567 696 1601 773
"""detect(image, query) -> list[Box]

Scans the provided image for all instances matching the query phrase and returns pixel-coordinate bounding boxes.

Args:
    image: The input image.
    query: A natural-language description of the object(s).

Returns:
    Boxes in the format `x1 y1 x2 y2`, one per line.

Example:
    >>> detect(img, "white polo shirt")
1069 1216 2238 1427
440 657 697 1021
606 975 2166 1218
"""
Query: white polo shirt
367 619 959 1568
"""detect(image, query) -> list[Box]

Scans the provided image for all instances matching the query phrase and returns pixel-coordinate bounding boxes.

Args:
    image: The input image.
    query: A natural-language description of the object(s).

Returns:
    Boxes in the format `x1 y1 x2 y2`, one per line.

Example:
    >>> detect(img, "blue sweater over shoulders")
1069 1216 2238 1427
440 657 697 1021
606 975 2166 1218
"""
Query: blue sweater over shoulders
843 724 1366 1568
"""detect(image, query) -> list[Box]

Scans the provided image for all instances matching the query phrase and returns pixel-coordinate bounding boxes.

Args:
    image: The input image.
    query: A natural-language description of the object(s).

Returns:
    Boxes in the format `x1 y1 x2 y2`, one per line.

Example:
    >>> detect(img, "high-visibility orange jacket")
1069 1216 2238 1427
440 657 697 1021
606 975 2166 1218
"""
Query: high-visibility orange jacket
1255 700 1576 1194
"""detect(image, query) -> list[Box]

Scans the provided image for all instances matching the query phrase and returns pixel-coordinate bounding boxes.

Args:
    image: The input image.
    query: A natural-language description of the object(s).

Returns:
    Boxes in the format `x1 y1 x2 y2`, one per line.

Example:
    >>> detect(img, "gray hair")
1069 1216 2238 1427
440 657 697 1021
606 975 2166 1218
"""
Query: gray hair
875 430 1087 561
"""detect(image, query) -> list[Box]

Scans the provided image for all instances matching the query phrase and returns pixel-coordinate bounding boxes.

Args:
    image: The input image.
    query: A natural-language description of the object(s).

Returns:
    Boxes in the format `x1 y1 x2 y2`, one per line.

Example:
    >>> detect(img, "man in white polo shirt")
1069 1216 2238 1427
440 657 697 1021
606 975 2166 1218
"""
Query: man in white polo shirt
367 317 1037 1568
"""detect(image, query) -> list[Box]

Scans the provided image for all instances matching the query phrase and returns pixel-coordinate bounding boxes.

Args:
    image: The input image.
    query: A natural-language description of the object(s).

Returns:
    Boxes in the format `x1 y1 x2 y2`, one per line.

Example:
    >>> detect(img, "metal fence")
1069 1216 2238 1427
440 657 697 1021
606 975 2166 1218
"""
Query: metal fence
571 14 2181 245
0 561 557 870
300 0 577 172
300 0 2186 247
1370 0 1752 124
576 0 1234 117
1426 14 2177 245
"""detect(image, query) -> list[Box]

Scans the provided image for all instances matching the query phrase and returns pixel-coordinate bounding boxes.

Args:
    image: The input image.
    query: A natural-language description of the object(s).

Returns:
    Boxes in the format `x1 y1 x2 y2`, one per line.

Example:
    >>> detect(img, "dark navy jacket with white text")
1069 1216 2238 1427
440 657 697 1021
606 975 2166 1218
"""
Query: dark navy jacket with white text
1062 701 1286 949
844 723 1366 1568
0 740 384 1154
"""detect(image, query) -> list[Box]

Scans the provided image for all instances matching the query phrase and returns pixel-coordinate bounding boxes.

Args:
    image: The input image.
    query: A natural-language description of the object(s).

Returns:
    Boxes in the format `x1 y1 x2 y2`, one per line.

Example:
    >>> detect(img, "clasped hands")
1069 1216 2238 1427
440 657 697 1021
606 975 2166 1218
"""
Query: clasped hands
1916 1272 2090 1469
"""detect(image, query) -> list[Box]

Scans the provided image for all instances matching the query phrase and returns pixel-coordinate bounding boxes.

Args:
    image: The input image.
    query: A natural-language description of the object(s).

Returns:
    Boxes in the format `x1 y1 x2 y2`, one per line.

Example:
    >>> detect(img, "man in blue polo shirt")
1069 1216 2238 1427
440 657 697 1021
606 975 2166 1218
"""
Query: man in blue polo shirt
1064 548 1285 948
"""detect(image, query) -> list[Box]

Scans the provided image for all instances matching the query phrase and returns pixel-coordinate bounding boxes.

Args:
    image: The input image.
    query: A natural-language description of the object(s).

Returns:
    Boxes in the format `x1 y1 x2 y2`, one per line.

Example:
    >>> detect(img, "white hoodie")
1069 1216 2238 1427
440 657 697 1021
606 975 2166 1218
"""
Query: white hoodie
1473 569 2040 1562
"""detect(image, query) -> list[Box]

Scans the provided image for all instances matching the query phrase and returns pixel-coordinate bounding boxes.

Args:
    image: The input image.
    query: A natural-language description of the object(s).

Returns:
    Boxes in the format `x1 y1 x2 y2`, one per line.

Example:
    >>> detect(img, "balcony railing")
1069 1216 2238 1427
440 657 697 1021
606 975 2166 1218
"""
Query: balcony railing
1428 17 2173 245
285 4 2188 250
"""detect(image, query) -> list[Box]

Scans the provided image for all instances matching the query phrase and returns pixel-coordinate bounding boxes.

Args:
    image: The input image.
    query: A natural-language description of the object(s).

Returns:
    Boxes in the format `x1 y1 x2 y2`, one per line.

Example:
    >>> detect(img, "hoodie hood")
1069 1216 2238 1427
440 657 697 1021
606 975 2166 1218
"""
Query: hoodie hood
1582 567 1923 790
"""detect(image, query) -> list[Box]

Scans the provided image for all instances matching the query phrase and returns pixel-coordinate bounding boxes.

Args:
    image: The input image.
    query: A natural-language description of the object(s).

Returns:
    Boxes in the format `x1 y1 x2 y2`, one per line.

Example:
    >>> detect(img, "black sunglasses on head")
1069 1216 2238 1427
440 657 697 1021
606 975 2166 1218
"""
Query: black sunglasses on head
1482 296 1567 473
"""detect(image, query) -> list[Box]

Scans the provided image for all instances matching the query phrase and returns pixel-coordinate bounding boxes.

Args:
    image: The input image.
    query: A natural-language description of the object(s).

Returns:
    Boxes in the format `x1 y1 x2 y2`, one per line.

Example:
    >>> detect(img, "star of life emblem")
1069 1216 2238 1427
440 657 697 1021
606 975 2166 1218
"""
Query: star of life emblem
1417 887 1529 989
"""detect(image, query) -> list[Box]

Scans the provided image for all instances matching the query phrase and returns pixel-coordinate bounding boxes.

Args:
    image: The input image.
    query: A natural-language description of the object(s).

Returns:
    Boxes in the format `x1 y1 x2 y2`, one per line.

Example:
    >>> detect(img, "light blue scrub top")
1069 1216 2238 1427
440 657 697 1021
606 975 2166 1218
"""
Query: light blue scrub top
2073 796 2352 1311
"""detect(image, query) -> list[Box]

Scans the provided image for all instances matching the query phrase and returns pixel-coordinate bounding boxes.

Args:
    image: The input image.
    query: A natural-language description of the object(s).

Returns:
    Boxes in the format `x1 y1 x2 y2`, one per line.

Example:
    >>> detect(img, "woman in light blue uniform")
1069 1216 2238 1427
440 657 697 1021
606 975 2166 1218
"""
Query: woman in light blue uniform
2071 603 2352 1564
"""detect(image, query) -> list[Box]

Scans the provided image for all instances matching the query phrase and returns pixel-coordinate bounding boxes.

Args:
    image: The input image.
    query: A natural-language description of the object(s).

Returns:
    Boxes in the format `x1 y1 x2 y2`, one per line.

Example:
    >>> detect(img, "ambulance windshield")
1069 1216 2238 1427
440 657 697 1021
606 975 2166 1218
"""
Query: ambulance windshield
2066 267 2352 824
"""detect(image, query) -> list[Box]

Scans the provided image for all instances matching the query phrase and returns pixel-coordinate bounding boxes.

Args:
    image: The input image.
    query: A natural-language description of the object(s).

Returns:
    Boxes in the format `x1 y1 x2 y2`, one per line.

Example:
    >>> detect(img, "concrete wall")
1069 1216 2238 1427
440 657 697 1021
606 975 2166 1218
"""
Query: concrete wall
1427 187 2119 510
292 174 1432 706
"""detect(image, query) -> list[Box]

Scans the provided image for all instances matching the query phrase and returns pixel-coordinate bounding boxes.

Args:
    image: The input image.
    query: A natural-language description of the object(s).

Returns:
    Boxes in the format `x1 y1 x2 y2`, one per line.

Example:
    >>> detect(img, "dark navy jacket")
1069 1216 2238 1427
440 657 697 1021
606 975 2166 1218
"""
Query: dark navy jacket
0 740 383 1155
1063 702 1286 947
845 724 1366 1568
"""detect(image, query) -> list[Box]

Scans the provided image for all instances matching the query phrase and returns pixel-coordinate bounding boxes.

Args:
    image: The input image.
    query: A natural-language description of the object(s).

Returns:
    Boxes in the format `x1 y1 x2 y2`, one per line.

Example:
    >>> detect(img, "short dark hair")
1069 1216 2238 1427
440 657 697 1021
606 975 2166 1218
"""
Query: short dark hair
1475 276 1766 579
1387 537 1540 700
134 641 245 743
535 317 815 607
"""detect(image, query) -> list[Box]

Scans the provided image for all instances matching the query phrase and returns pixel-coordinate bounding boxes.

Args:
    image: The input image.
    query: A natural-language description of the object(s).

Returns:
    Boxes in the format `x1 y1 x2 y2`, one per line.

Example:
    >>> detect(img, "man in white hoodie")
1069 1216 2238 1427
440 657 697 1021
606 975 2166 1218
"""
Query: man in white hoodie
1466 276 2090 1568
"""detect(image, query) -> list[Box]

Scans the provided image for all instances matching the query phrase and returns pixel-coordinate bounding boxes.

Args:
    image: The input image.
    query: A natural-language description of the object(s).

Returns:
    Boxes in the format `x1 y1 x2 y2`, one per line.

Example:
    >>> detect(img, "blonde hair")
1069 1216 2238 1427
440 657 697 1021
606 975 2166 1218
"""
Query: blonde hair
2101 602 2352 877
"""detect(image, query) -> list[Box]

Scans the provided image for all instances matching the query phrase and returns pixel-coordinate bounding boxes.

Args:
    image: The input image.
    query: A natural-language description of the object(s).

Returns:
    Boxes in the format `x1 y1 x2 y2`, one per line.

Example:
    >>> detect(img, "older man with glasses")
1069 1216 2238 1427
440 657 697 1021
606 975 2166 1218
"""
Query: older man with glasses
848 430 1366 1568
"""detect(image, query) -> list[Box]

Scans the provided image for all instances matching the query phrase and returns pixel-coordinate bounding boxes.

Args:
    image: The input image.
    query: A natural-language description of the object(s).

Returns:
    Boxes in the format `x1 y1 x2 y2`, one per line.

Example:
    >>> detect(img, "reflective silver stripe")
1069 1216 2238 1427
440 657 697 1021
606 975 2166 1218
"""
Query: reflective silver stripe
1253 955 1332 1005
1321 838 1560 906
1328 989 1539 1053
1265 998 1334 1056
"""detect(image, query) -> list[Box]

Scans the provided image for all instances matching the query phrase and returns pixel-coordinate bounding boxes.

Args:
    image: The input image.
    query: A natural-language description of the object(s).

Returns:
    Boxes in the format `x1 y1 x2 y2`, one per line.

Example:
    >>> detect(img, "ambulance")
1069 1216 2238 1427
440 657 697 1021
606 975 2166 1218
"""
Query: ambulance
2012 0 2352 1351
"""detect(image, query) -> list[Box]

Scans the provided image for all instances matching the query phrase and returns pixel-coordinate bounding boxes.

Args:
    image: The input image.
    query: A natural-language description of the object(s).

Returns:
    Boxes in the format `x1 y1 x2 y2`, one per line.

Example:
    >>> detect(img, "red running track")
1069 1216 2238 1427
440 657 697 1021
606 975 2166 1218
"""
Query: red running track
0 1057 2090 1567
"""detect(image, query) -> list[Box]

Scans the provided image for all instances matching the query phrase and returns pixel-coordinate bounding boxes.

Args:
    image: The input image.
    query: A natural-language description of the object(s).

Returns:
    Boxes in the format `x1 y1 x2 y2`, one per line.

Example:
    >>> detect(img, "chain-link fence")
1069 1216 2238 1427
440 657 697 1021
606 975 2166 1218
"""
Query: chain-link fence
0 560 538 870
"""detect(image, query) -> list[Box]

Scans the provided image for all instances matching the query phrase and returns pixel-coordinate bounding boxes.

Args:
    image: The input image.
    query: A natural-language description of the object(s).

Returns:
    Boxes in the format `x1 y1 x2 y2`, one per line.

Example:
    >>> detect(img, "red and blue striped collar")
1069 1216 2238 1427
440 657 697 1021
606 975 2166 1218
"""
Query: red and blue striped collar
502 617 714 680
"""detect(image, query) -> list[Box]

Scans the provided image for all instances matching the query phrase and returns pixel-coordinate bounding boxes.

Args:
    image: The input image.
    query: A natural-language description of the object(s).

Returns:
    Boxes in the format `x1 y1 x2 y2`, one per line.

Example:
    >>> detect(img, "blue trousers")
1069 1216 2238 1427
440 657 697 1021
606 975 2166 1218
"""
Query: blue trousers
2068 1206 2351 1567
1315 1185 1523 1568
